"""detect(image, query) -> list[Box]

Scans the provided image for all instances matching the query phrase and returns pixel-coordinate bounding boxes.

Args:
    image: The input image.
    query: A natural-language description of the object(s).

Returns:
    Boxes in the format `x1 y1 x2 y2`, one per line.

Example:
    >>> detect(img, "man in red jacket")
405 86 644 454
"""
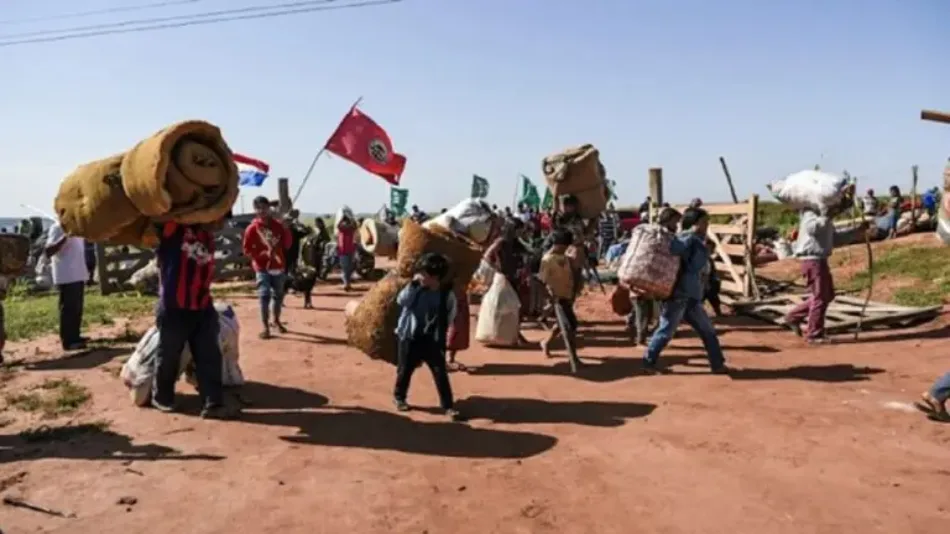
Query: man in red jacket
243 196 292 339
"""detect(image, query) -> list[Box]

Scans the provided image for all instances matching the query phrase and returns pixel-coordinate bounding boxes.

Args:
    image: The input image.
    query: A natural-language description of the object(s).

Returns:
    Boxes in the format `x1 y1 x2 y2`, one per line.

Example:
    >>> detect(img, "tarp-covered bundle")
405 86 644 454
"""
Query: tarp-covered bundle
767 170 852 213
54 120 238 247
120 302 243 406
423 198 497 246
0 234 31 276
345 218 486 364
617 224 680 299
542 144 608 219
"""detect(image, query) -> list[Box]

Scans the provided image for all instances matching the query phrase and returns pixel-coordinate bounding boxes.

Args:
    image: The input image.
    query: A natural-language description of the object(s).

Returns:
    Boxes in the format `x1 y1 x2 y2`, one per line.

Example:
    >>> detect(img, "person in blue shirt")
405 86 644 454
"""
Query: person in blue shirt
642 207 727 374
393 252 461 421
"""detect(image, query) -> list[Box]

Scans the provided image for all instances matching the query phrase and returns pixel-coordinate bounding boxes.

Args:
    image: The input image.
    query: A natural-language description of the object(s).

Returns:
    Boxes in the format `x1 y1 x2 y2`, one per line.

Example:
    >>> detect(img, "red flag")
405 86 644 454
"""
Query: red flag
325 107 407 185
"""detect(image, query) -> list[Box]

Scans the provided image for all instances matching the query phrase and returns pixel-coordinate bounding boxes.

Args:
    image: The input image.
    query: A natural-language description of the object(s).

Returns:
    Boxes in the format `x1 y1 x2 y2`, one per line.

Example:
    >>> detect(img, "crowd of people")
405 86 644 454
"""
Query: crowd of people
0 188 947 425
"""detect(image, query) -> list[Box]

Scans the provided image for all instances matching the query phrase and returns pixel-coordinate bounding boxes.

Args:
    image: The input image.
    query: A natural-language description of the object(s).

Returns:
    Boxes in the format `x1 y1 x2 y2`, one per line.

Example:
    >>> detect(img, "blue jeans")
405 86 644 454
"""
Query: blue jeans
930 371 950 404
255 272 286 325
645 297 724 368
339 253 354 287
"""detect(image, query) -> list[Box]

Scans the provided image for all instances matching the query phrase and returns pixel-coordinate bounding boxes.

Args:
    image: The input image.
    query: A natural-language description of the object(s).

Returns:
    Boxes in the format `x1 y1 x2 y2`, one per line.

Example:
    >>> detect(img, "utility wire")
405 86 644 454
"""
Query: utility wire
0 0 203 25
0 0 401 47
0 0 337 39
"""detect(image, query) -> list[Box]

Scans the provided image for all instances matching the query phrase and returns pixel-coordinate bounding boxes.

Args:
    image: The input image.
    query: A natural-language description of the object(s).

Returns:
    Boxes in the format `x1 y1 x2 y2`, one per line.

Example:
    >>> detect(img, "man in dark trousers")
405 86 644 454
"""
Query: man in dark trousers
152 219 235 419
45 220 89 351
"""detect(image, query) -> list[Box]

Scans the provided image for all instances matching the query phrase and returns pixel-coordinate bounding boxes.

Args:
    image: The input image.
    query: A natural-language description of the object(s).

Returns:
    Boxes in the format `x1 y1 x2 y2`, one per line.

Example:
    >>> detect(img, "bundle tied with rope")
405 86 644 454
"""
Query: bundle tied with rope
542 144 608 219
344 219 484 364
54 120 239 247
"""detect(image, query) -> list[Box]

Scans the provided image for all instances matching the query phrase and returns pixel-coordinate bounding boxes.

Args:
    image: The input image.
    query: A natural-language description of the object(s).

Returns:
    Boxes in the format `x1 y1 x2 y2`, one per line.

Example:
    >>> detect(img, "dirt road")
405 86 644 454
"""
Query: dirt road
1 284 948 533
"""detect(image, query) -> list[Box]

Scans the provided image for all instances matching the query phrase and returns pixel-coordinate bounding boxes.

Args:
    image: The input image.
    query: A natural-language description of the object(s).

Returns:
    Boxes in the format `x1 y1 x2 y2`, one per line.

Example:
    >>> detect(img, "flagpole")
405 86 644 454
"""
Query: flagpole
292 95 364 205
511 175 519 209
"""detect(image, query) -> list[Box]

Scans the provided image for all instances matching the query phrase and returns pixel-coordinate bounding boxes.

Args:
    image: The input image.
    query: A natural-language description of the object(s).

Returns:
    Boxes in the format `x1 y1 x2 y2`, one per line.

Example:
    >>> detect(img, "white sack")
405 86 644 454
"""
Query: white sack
767 170 850 212
423 199 496 245
475 273 522 346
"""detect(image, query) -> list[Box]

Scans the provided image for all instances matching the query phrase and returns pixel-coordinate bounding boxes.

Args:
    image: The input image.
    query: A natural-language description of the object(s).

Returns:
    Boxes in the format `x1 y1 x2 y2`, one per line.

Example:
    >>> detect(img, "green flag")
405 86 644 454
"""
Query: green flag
541 188 554 210
471 174 490 198
519 175 541 209
606 179 618 200
390 187 409 217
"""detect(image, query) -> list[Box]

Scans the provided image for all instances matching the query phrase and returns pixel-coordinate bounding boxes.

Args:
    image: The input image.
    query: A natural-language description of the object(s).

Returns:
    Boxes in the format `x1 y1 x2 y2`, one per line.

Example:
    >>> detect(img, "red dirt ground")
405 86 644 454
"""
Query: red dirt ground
1 276 949 533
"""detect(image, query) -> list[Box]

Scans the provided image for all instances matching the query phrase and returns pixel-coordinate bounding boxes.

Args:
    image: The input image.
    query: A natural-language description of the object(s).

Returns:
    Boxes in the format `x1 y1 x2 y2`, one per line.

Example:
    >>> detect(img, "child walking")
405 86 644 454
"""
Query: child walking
538 229 578 356
393 253 462 421
243 196 292 339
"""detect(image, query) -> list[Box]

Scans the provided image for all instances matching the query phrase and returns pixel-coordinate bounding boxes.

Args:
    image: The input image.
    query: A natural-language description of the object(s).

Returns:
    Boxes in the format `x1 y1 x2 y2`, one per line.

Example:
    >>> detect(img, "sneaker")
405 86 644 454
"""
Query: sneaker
258 329 272 340
445 408 463 422
394 399 410 412
63 341 87 351
783 320 803 338
151 399 175 413
201 403 238 420
641 359 663 375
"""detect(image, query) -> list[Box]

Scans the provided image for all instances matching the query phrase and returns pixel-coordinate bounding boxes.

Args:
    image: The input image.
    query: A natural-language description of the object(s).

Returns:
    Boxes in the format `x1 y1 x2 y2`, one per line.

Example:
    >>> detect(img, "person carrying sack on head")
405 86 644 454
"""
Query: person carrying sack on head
243 196 292 339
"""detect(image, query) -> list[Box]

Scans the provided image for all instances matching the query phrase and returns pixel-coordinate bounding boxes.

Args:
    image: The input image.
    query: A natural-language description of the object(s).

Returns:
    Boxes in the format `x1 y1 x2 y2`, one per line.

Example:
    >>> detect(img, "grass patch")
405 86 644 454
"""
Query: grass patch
843 246 950 307
3 288 155 341
4 377 91 418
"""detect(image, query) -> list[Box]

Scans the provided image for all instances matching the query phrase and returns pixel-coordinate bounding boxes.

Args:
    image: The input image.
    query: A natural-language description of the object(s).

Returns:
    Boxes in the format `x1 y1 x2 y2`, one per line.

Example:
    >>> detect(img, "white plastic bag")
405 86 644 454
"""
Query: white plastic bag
423 199 495 244
767 170 849 212
475 273 521 346
473 259 495 288
120 302 244 406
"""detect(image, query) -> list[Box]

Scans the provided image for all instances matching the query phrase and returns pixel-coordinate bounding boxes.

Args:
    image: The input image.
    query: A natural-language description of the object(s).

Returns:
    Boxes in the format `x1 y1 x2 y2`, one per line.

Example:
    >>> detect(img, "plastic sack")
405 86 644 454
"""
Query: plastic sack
473 260 495 288
120 302 244 406
475 273 522 346
423 198 496 245
617 224 680 299
767 170 850 212
334 205 356 230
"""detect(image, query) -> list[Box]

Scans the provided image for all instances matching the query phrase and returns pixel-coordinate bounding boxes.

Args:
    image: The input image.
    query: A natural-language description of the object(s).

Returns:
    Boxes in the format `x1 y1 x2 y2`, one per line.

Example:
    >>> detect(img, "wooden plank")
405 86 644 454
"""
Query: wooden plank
719 279 744 294
671 202 749 217
718 243 746 257
745 194 759 300
708 223 744 235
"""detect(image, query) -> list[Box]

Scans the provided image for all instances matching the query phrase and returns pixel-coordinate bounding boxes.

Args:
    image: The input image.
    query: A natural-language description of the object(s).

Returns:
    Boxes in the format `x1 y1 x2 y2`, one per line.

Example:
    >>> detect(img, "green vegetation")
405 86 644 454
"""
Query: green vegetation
4 377 92 418
844 246 950 307
3 287 155 341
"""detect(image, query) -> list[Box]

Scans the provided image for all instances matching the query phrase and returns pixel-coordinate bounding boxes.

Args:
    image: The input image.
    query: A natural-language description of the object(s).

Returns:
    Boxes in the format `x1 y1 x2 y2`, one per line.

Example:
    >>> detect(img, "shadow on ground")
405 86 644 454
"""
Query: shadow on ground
0 423 225 464
453 396 655 427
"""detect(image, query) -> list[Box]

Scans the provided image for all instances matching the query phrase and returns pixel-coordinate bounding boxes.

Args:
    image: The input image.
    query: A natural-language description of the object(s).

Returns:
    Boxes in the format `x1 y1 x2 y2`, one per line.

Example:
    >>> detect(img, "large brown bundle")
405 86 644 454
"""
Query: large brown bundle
542 144 608 218
344 272 407 364
121 120 238 224
396 219 483 292
0 234 31 276
54 153 143 242
109 217 160 248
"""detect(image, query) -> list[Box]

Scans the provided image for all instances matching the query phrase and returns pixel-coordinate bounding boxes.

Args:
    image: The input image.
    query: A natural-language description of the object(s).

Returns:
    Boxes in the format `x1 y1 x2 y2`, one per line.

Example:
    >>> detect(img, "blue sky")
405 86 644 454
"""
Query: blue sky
1 0 948 218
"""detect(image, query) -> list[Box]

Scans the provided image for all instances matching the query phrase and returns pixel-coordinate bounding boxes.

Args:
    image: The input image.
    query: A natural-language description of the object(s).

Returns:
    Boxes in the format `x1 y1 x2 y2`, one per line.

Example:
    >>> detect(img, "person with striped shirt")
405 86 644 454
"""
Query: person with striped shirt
597 206 618 260
152 218 235 419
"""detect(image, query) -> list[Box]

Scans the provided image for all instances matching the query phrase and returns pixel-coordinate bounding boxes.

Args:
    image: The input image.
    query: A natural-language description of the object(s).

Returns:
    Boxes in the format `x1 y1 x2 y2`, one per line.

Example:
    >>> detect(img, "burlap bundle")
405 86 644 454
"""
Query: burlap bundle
542 144 608 218
0 234 31 276
344 272 407 364
122 120 238 224
54 153 143 242
395 219 483 292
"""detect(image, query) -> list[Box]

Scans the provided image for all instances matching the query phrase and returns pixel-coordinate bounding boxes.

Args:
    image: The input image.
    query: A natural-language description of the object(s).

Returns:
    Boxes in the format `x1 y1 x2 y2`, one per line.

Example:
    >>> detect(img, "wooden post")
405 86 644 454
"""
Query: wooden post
744 195 760 300
911 165 919 230
277 178 292 215
718 157 739 204
95 243 109 294
648 167 663 222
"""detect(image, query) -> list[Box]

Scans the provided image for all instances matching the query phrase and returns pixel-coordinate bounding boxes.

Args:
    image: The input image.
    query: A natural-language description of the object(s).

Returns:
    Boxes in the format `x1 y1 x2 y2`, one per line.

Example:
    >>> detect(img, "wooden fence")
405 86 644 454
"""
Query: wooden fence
669 195 760 302
95 226 253 295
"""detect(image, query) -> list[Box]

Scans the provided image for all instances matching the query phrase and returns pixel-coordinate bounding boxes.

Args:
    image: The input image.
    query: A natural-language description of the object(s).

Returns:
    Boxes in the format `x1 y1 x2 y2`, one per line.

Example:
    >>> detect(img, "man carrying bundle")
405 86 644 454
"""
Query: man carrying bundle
243 196 292 339
642 207 727 374
152 217 236 419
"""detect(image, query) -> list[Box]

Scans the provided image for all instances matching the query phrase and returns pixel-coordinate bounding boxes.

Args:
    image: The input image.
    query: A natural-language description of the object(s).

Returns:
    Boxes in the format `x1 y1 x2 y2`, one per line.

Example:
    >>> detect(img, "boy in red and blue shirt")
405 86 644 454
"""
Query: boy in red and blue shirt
153 219 234 419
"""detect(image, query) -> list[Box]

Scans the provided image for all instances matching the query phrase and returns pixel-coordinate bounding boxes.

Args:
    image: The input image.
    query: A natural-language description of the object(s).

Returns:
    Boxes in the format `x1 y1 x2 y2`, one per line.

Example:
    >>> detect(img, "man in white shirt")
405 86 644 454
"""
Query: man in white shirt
45 222 89 351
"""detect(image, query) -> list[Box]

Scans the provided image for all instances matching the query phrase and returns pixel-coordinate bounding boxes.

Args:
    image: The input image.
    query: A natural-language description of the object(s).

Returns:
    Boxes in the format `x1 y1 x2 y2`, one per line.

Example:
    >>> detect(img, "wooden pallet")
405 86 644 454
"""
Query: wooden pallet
730 294 942 333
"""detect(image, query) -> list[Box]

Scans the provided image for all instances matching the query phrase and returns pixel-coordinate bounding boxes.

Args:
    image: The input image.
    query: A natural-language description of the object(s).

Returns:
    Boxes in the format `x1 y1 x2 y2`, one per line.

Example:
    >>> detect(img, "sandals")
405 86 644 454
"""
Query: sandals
259 330 272 340
915 392 950 422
